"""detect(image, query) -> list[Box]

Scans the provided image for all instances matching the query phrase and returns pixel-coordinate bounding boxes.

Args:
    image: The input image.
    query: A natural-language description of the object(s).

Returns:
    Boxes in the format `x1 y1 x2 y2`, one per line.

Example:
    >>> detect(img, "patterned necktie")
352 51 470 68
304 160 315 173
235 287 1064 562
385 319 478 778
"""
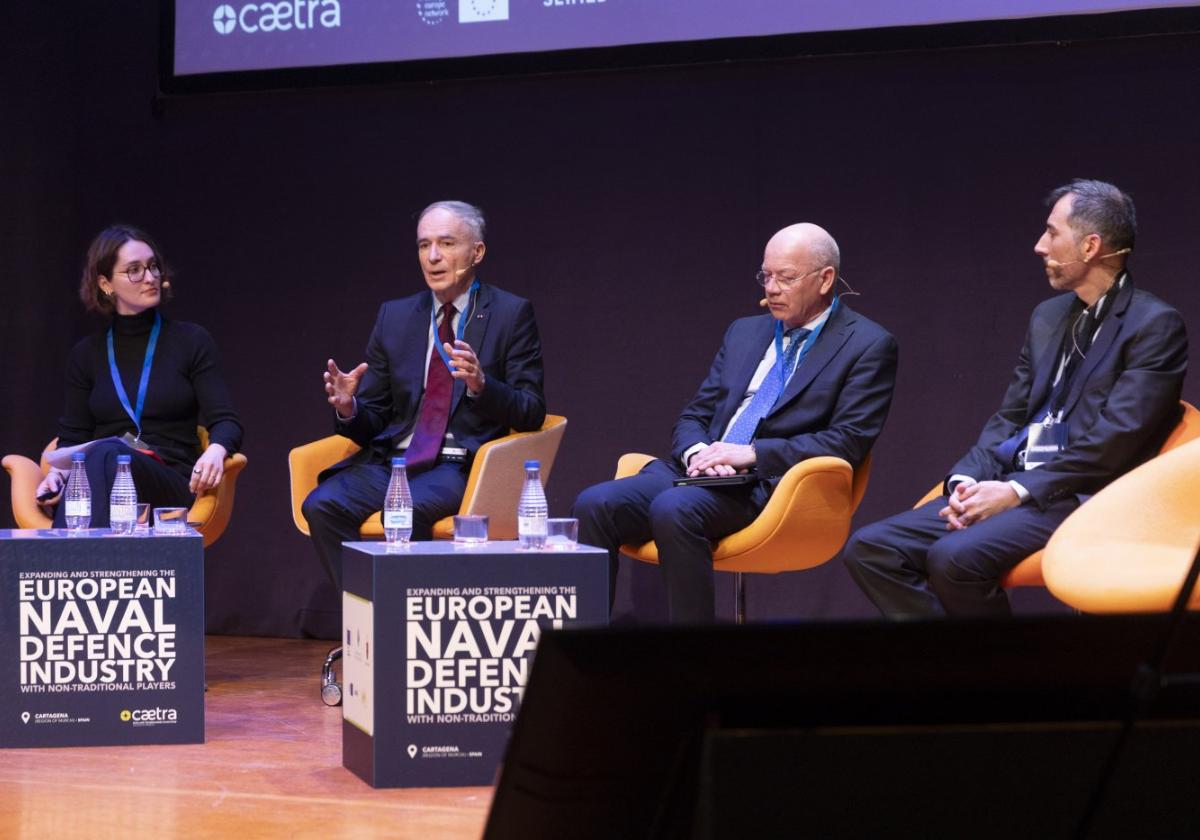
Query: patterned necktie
723 327 810 445
405 302 456 471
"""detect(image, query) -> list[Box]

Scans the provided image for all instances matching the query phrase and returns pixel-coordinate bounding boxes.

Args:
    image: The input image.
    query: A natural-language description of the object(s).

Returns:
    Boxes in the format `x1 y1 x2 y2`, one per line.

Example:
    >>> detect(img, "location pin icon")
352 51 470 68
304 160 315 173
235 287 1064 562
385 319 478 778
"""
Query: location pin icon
407 744 418 759
21 712 30 724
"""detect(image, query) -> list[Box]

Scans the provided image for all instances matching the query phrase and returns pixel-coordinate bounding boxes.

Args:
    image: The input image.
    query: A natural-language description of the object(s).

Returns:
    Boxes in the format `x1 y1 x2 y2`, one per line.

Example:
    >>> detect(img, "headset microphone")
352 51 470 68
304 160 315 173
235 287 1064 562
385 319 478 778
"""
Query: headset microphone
759 298 769 308
1045 247 1131 271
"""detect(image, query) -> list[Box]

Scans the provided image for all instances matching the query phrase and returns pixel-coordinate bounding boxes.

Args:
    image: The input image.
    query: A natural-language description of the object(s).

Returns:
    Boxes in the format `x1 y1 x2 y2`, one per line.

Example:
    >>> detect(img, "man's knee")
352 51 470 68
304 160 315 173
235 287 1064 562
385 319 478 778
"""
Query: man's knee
572 483 607 520
841 519 897 571
647 490 692 537
926 538 987 588
301 485 342 532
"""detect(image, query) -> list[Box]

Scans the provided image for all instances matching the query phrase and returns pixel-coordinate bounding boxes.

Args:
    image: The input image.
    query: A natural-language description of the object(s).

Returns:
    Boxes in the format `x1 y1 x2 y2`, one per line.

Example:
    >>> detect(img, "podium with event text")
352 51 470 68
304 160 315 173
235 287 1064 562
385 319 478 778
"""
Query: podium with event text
0 528 205 748
340 539 608 788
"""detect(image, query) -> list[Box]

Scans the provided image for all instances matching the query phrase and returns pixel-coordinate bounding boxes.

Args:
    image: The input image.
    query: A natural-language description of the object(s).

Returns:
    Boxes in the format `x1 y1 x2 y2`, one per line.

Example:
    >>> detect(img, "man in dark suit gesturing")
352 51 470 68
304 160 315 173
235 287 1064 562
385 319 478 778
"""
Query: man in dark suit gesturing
574 223 899 623
842 179 1188 617
303 201 545 587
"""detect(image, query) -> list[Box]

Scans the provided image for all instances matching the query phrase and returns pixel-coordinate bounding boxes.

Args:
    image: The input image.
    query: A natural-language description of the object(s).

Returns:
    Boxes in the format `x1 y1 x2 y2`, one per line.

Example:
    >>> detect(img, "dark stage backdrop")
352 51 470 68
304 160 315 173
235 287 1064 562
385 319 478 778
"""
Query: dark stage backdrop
3 4 1198 636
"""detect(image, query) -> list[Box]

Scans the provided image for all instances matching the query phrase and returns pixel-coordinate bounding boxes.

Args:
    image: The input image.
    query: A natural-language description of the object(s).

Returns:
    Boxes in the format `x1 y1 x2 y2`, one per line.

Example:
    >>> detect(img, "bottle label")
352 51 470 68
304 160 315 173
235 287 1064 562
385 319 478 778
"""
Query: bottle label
65 500 90 517
519 516 547 536
111 503 136 521
384 510 413 529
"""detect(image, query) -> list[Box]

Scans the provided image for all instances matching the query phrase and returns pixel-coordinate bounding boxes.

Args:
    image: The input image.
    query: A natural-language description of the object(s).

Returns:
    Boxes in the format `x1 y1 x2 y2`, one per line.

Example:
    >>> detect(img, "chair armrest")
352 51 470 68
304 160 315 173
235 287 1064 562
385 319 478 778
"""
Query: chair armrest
3 454 53 530
288 435 363 536
615 453 656 480
914 483 943 508
456 415 568 540
715 456 853 565
190 452 248 548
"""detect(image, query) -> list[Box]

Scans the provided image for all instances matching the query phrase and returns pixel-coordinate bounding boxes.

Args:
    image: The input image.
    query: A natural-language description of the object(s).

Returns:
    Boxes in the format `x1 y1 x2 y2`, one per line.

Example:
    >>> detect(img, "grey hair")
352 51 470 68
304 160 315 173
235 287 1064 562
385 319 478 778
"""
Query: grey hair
419 200 486 242
1047 179 1136 252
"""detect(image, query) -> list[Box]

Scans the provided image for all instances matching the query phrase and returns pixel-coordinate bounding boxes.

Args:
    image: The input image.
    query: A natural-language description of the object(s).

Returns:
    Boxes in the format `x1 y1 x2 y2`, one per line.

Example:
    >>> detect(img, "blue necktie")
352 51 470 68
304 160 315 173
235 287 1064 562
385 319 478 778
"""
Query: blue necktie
723 328 810 445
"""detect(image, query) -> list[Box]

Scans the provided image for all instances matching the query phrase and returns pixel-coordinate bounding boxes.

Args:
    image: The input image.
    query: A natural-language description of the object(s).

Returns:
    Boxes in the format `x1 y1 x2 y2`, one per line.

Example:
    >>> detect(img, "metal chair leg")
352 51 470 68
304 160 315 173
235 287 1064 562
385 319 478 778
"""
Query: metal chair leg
735 572 747 625
321 645 343 706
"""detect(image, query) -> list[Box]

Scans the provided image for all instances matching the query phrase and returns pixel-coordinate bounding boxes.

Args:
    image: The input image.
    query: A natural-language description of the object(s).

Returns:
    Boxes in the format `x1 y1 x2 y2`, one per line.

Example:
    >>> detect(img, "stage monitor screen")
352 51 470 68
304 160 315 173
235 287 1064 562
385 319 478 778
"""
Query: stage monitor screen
170 1 1199 78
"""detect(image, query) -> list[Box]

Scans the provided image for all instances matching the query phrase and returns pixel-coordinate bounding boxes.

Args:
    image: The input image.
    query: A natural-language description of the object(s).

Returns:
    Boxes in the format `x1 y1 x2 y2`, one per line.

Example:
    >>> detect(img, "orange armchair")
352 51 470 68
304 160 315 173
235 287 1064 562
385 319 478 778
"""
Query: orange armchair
288 415 568 542
1042 436 1200 613
617 452 872 623
2 427 247 548
912 400 1200 590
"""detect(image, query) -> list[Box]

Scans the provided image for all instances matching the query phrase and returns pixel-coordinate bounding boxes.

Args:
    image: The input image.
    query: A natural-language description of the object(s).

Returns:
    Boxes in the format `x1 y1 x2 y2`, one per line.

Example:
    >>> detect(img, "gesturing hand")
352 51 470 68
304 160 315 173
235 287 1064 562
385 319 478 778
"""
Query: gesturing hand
445 340 486 396
325 358 368 419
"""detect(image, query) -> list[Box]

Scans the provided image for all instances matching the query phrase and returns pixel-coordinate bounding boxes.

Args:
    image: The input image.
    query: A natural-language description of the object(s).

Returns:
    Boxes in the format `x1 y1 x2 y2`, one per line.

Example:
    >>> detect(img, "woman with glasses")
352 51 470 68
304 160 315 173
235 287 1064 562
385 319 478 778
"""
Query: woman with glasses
35 225 243 527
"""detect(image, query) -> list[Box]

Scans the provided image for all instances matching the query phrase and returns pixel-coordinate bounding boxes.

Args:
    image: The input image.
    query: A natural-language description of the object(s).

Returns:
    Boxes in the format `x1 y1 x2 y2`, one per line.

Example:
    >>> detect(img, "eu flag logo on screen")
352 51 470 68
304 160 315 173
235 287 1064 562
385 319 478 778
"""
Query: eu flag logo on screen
459 0 508 23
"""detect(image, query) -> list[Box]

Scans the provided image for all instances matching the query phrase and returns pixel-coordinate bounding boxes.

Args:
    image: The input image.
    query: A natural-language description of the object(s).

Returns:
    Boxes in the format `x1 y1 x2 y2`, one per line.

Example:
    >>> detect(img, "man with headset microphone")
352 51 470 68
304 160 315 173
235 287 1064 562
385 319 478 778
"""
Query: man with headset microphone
302 200 546 590
574 222 899 623
841 179 1188 618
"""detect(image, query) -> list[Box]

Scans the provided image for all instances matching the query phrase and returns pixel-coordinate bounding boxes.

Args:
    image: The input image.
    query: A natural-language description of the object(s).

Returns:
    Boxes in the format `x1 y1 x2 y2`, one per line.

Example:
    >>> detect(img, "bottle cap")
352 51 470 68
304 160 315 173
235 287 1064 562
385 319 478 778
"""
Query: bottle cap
392 456 407 467
116 454 132 464
72 452 86 462
524 459 540 469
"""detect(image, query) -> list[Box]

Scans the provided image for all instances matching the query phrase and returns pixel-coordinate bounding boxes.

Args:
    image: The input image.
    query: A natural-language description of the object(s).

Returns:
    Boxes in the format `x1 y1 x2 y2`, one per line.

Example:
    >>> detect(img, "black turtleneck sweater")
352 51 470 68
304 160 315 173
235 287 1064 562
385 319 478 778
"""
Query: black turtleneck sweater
57 309 243 480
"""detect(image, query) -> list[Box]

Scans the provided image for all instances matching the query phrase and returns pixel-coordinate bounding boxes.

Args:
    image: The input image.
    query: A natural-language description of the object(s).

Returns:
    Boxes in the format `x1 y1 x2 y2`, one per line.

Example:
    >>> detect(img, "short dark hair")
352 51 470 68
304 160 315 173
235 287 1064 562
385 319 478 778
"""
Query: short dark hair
79 225 173 314
1046 179 1136 253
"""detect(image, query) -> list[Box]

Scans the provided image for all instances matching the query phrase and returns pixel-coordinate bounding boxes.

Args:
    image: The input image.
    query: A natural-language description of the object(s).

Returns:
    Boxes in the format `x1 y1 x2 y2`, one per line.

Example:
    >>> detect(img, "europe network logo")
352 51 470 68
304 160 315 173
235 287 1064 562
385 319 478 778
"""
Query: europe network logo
460 0 508 23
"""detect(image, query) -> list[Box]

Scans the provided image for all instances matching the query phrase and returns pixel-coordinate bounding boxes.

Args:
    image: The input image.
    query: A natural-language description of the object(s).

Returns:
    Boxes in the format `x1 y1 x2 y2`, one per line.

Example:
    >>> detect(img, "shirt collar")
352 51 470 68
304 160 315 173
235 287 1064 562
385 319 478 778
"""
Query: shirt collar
430 286 473 317
1092 271 1127 320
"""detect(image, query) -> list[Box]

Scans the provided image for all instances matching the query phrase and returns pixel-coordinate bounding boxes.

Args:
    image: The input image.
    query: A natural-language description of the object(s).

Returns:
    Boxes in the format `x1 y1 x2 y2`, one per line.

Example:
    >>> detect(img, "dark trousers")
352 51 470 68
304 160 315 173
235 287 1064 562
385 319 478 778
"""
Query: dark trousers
302 460 467 588
52 440 192 528
841 496 1079 618
572 459 763 624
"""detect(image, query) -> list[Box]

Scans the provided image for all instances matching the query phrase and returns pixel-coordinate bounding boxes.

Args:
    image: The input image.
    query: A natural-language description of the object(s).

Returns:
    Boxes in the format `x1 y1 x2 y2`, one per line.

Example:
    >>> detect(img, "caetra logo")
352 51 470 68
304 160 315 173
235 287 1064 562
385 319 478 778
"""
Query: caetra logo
120 707 178 724
213 4 237 34
213 1 342 35
459 0 508 24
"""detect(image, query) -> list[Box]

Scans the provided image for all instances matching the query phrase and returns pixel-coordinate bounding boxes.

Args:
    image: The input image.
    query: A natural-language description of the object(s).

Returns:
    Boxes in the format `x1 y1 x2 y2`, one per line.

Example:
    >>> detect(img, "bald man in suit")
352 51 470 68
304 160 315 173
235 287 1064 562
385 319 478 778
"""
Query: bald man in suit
575 223 899 623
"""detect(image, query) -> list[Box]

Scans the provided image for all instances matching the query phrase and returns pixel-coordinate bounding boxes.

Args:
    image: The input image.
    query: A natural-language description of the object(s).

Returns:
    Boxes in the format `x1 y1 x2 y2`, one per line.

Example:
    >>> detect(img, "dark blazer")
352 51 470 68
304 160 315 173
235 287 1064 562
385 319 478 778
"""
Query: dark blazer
672 301 899 487
325 282 545 476
948 275 1187 508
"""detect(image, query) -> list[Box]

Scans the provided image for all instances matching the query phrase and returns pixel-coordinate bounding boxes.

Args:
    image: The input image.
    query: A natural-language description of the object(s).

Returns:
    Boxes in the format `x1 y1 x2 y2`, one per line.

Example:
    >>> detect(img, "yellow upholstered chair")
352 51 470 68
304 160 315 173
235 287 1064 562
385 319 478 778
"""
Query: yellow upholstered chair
912 400 1200 591
2 427 248 549
288 415 567 705
287 414 568 542
617 452 871 623
1042 436 1200 613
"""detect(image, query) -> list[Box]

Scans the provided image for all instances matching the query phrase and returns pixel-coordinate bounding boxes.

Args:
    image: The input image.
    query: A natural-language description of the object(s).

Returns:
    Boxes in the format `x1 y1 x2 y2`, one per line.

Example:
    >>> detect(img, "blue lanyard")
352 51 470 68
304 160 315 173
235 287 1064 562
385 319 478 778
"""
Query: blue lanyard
432 279 479 371
107 311 161 440
773 295 838 389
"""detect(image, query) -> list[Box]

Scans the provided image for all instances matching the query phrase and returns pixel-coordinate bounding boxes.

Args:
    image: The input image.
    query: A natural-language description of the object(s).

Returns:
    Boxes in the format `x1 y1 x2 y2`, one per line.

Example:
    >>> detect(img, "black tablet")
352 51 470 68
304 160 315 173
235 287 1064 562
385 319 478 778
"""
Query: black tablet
672 472 758 488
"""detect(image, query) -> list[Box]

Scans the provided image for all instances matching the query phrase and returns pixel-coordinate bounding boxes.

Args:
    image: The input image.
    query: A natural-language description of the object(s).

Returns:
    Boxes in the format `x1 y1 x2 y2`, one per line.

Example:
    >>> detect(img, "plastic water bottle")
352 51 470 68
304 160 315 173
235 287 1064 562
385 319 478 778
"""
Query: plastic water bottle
64 452 91 530
109 454 138 535
518 459 548 549
383 457 414 545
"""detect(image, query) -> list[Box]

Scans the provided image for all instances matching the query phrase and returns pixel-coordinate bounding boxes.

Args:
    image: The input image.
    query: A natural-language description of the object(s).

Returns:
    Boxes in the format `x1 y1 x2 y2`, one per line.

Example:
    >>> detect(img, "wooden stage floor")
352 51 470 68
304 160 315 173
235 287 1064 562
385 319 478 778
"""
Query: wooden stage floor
0 636 492 839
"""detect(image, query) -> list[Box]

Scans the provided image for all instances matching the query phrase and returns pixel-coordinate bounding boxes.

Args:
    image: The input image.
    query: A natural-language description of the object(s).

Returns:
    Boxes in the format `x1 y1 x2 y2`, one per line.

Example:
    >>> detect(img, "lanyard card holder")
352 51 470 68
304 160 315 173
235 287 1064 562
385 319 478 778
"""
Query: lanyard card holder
1022 418 1068 470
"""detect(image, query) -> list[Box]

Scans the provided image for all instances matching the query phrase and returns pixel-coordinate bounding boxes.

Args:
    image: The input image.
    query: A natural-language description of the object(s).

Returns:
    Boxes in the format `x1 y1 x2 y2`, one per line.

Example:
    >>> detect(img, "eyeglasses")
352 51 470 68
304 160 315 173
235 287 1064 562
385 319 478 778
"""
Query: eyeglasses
118 261 162 284
755 266 825 289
